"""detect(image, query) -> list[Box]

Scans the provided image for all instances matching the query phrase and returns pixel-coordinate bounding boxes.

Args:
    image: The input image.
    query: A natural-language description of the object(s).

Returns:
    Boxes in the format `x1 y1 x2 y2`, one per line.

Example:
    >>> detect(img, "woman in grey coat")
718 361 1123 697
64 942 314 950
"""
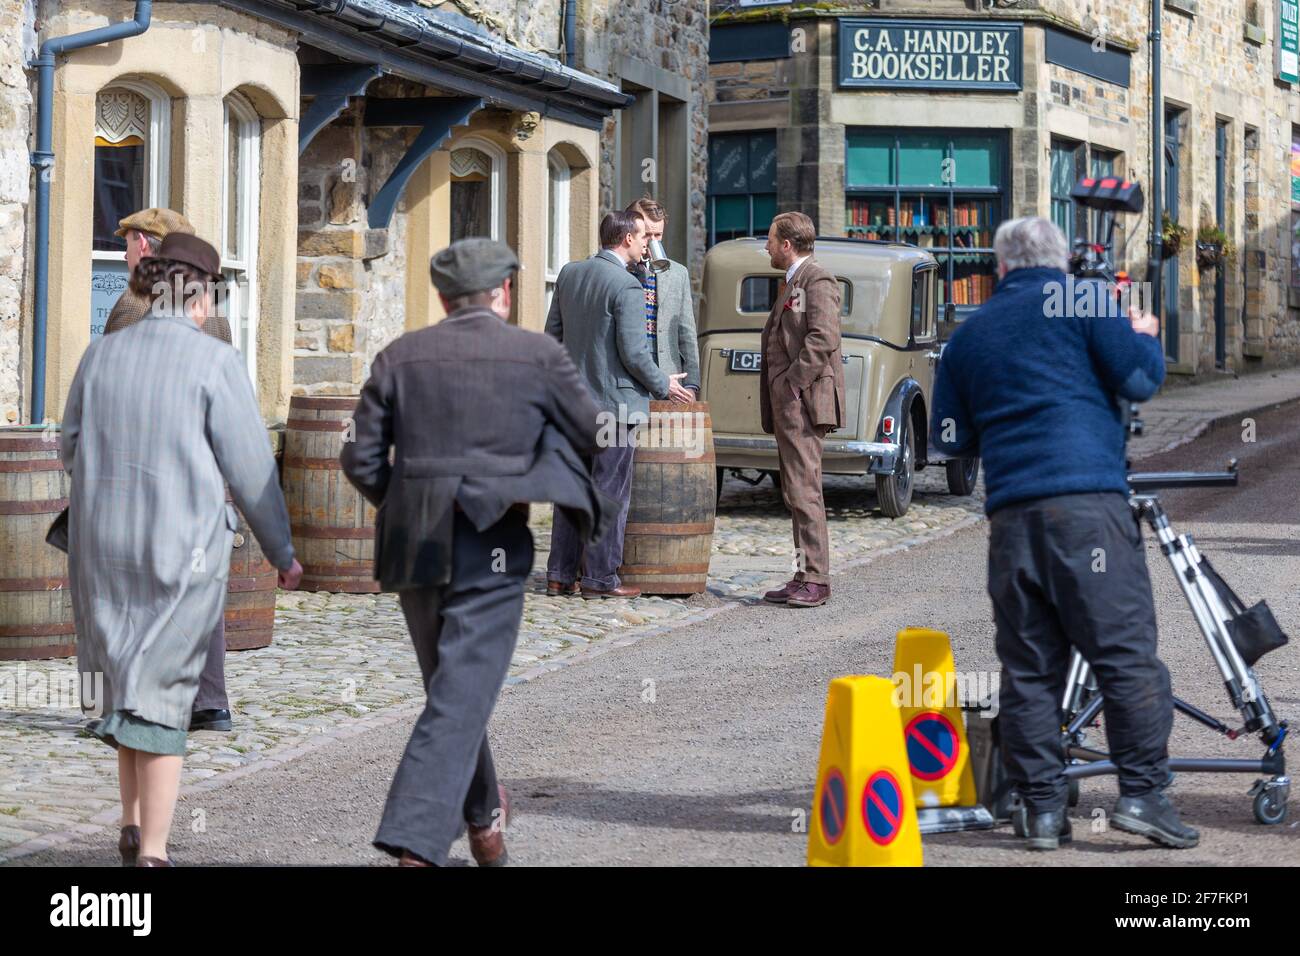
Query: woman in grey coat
61 234 302 866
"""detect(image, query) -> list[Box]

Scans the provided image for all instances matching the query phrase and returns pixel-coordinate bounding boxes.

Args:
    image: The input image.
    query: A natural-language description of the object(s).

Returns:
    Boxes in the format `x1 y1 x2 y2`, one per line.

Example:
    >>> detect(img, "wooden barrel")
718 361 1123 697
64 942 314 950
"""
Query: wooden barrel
0 427 75 659
224 494 276 650
281 396 379 593
617 401 716 595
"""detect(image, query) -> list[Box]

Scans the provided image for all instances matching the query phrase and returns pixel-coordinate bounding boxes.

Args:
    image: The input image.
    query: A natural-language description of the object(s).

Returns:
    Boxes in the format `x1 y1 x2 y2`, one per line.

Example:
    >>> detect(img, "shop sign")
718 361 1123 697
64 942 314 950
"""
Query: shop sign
838 19 1023 92
1278 0 1299 84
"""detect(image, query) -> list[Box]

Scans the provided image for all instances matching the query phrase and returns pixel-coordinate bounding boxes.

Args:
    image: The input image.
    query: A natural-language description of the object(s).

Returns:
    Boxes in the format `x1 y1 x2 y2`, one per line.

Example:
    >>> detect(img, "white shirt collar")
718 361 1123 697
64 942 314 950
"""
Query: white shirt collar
786 255 809 283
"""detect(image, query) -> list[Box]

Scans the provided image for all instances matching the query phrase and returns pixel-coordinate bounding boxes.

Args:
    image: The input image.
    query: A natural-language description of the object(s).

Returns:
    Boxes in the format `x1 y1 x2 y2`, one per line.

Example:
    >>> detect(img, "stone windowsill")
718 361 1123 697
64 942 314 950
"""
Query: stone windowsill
1243 22 1266 46
1166 0 1197 17
1165 359 1197 376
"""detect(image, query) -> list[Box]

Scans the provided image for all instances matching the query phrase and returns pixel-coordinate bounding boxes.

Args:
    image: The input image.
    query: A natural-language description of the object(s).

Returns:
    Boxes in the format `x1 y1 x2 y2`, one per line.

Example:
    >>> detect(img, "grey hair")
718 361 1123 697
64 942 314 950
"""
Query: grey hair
138 231 163 255
993 216 1069 273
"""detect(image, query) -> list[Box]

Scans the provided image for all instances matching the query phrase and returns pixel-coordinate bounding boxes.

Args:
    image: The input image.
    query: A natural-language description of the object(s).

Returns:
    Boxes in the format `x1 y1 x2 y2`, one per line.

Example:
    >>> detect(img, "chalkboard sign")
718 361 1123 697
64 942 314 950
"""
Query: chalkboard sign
838 19 1023 92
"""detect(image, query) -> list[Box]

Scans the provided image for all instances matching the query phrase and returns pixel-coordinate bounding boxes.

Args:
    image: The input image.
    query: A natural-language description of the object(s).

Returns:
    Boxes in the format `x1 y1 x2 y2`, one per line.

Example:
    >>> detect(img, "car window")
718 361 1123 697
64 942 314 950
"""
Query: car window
910 269 936 342
738 276 854 317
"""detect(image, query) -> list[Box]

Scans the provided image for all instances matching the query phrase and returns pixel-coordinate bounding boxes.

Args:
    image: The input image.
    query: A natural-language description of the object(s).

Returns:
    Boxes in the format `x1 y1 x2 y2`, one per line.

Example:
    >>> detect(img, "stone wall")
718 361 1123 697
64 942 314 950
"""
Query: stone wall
0 1 34 424
295 79 422 396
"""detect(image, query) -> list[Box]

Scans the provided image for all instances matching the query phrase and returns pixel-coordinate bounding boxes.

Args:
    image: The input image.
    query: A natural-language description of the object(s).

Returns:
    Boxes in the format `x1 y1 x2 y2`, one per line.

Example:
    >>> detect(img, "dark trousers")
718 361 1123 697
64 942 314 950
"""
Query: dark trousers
988 492 1173 811
374 510 533 865
192 619 229 712
547 434 635 590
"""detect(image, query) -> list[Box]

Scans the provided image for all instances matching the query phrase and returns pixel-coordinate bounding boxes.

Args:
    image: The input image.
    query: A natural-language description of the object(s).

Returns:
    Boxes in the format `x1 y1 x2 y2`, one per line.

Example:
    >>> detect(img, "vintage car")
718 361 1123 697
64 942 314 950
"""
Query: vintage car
698 236 979 518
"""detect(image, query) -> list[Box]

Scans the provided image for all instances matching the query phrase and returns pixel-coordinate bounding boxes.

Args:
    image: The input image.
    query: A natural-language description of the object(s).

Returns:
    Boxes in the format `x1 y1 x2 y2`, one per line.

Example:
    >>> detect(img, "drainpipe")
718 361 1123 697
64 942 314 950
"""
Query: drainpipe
28 1 153 424
1148 0 1163 321
563 0 577 68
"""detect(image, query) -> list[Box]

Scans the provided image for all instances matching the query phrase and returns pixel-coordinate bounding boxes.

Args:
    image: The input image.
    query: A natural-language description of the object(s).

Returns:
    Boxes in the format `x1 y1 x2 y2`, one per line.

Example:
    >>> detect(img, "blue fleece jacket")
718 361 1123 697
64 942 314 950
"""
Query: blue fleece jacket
930 266 1166 515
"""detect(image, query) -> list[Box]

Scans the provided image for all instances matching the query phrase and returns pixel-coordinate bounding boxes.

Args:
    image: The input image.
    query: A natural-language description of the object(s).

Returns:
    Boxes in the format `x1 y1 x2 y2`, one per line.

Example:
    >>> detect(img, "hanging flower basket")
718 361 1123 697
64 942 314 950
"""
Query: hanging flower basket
1161 215 1189 258
1194 224 1236 271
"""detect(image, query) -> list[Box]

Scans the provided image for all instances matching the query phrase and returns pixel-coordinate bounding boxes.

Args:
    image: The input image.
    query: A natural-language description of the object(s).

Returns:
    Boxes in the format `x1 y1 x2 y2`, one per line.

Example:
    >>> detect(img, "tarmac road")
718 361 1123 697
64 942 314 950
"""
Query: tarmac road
12 400 1300 867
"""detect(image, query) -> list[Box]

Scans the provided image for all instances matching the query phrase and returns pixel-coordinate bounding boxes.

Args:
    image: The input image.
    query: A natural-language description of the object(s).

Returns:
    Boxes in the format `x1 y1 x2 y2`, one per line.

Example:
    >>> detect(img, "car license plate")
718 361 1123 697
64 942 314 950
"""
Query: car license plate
729 350 762 373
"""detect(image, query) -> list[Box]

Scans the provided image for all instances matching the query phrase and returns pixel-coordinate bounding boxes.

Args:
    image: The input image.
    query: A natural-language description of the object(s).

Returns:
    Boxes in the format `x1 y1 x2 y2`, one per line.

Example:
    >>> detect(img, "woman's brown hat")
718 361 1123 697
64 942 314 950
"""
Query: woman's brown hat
145 232 221 279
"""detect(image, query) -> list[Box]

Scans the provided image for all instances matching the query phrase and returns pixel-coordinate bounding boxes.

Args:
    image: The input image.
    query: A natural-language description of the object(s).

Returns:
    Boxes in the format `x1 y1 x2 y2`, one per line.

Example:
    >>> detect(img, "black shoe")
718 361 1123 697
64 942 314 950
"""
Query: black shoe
1112 792 1199 848
189 709 233 732
1025 808 1072 851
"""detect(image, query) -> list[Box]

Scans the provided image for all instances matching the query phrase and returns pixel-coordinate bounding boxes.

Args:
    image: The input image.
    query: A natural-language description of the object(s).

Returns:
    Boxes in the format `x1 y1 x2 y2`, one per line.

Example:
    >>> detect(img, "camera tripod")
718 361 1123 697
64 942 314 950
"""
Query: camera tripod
1057 464 1290 825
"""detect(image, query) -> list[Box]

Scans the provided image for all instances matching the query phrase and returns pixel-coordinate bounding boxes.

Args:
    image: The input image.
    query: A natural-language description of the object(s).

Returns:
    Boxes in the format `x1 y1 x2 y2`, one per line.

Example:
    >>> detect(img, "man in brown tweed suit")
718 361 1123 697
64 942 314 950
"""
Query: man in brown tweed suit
103 207 235 732
758 212 845 608
105 207 233 344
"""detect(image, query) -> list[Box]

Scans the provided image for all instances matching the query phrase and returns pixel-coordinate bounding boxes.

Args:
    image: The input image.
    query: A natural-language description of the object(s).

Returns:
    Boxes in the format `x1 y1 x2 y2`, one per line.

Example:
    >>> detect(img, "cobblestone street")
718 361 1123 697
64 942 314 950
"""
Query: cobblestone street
2 368 1298 862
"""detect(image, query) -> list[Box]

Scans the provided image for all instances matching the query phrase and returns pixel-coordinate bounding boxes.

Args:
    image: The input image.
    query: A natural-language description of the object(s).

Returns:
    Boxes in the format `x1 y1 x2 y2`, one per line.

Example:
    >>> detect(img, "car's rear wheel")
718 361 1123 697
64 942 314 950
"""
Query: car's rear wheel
874 416 915 518
945 457 980 496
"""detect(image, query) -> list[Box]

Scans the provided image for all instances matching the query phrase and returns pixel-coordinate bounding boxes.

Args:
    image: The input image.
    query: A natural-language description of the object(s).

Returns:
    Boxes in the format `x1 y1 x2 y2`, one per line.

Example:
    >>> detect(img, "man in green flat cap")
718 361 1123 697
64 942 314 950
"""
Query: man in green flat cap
342 237 615 867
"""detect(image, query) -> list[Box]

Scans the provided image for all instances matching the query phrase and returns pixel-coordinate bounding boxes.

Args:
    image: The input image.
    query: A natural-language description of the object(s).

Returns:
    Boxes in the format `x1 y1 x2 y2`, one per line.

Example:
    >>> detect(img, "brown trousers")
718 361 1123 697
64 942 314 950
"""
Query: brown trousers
772 385 831 585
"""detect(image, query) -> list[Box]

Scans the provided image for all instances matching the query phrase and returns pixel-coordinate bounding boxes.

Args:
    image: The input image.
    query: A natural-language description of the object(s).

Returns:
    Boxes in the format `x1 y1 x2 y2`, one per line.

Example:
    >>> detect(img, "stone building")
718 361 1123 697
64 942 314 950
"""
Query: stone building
0 0 709 424
708 0 1300 376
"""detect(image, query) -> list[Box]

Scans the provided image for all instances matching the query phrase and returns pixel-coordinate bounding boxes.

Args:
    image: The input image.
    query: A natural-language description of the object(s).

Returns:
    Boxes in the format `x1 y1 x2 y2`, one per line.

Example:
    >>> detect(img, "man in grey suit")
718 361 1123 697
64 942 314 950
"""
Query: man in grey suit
544 210 693 599
625 198 701 395
342 238 612 867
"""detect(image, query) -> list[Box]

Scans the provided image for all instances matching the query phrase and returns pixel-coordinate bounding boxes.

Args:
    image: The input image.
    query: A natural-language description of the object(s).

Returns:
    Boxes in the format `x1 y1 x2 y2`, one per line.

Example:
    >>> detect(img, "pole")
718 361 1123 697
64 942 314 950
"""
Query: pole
1149 0 1164 320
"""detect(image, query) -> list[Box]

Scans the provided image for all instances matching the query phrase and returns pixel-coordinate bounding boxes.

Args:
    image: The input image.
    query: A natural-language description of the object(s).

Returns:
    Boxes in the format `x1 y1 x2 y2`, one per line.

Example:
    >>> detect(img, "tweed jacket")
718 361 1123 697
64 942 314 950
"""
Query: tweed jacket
341 306 615 592
105 286 235 344
759 257 846 434
634 259 701 390
544 249 670 422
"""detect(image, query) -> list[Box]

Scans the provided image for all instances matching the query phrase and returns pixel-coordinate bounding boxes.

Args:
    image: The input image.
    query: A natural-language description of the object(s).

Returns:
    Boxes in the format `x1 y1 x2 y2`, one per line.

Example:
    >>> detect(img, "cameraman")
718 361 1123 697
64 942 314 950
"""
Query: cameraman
931 217 1198 851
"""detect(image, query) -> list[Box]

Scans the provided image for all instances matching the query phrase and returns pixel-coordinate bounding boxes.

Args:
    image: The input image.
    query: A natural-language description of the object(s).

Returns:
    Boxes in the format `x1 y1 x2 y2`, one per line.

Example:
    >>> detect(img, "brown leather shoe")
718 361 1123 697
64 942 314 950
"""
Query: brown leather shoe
763 580 802 604
119 825 140 867
135 855 173 867
786 582 830 608
468 784 511 867
546 580 580 597
581 584 642 599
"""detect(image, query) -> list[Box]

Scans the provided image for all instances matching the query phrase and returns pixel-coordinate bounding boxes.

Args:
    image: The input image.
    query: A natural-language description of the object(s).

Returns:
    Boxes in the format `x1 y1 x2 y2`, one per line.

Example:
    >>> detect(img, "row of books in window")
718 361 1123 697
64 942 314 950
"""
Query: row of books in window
939 270 998 307
844 226 994 249
846 197 999 229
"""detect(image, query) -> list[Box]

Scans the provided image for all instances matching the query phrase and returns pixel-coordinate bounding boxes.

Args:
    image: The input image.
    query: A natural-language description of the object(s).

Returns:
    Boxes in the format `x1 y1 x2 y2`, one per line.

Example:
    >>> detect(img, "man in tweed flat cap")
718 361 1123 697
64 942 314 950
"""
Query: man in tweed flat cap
343 237 614 867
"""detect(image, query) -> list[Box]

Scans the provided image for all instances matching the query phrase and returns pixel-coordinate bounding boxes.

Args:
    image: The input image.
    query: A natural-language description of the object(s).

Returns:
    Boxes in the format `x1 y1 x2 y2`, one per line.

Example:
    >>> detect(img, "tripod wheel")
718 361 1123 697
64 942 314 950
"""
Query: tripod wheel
1067 778 1080 808
1252 789 1287 825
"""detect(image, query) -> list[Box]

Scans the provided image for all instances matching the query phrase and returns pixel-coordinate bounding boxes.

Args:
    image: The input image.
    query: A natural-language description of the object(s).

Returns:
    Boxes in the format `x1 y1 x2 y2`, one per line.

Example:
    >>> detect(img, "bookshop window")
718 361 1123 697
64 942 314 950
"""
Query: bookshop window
708 131 777 246
845 129 1007 309
1088 148 1120 239
1050 138 1083 240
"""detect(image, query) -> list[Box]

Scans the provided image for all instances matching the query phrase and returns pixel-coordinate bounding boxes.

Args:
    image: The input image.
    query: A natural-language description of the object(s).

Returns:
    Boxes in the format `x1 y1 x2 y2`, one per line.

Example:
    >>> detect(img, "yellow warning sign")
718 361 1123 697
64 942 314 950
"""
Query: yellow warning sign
807 675 923 867
891 628 979 810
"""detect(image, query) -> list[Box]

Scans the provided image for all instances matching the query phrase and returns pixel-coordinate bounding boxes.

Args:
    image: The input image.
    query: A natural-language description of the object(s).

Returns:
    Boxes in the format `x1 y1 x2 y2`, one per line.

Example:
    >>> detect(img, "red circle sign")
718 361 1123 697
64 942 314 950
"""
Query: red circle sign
819 767 848 846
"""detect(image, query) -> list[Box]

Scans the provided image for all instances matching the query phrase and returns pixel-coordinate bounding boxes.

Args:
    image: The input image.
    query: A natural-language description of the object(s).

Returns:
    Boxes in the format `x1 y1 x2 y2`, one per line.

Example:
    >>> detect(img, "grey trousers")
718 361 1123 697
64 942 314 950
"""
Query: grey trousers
192 619 229 712
547 432 635 590
373 510 533 865
988 492 1173 811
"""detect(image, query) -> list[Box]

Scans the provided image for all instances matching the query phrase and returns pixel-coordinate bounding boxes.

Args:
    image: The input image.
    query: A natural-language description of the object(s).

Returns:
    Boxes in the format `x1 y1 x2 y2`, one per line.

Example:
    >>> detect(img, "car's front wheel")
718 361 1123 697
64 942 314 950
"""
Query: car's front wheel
945 457 979 496
874 416 915 518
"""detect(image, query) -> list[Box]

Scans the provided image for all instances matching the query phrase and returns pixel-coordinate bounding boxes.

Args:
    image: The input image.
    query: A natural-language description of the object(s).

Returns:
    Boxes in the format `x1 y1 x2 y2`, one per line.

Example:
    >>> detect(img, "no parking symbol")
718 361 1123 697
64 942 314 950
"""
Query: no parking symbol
904 711 960 781
861 770 904 846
